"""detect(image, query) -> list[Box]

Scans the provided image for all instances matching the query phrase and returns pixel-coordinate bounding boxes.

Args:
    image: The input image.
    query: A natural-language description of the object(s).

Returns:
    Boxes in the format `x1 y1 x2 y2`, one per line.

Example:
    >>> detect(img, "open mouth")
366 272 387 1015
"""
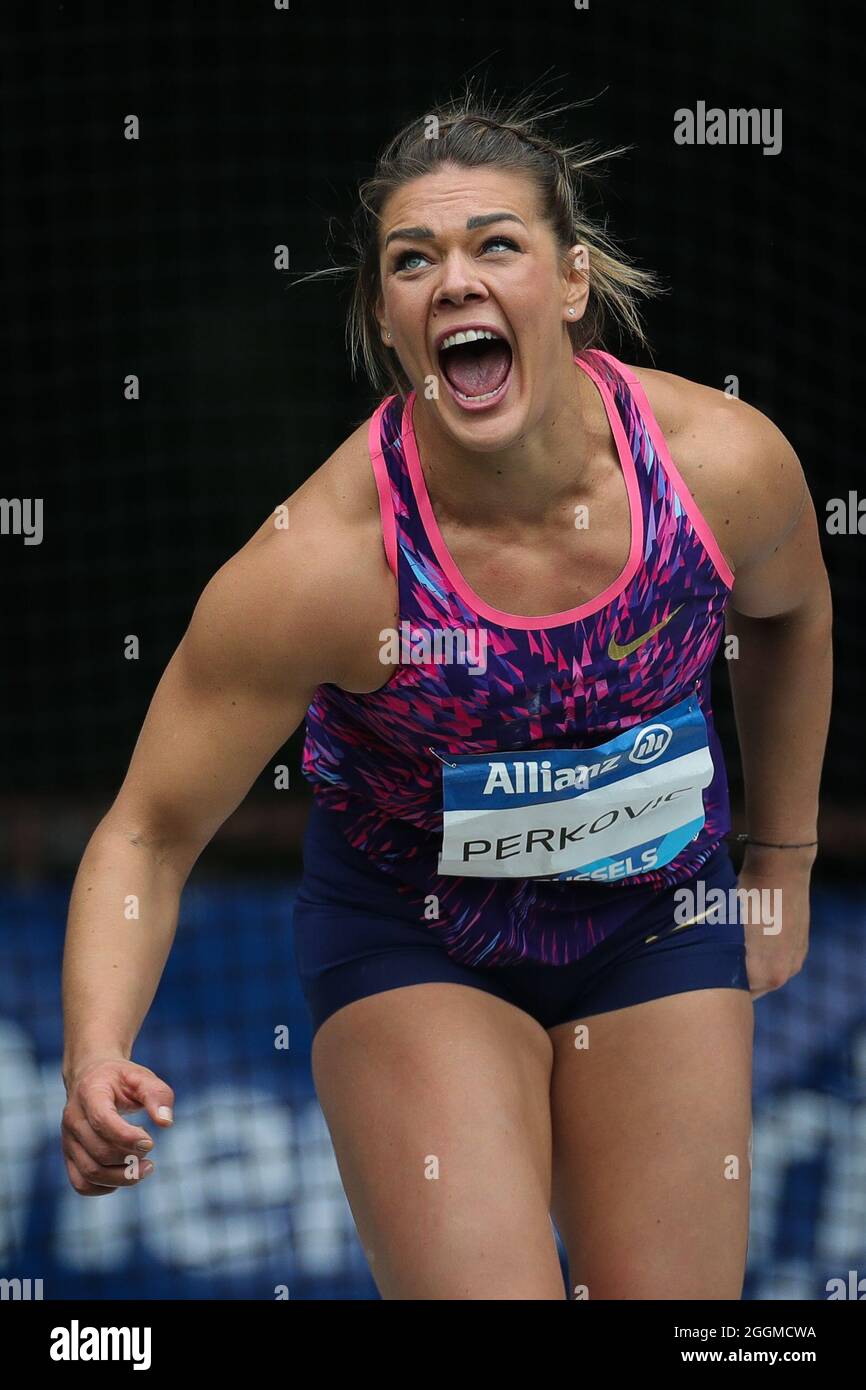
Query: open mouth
437 330 513 409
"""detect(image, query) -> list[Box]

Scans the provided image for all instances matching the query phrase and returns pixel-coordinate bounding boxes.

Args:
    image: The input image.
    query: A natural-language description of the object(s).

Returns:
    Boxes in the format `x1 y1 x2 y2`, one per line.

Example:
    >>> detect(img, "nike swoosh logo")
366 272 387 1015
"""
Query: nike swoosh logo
607 604 684 660
643 904 711 944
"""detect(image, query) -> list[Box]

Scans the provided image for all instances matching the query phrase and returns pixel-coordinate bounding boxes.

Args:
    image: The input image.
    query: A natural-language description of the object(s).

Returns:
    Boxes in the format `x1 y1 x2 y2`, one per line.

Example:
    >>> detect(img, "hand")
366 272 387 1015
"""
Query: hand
61 1057 175 1196
736 852 812 1000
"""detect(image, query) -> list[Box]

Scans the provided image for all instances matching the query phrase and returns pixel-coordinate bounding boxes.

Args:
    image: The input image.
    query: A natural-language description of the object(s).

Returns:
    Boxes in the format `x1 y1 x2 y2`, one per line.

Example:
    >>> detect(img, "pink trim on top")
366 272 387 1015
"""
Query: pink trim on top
368 398 399 578
400 353 644 630
595 351 736 591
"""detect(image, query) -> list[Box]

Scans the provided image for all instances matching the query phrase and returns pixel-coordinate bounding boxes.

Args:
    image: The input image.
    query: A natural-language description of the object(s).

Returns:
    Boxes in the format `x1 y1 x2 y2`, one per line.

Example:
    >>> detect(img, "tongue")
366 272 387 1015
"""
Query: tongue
442 340 511 397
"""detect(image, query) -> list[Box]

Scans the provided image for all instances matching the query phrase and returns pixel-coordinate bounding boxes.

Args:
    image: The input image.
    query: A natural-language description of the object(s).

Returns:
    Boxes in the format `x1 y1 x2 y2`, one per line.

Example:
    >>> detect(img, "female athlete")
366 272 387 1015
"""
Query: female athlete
61 87 832 1300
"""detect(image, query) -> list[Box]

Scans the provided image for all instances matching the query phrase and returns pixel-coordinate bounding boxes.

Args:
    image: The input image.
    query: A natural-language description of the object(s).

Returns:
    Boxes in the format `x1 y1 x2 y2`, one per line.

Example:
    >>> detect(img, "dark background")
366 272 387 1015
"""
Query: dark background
2 0 862 879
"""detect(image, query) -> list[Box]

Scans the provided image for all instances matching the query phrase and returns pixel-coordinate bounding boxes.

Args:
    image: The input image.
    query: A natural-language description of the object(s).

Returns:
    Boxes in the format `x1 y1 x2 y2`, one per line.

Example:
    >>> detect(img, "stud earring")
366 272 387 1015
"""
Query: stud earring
567 307 576 316
386 331 392 339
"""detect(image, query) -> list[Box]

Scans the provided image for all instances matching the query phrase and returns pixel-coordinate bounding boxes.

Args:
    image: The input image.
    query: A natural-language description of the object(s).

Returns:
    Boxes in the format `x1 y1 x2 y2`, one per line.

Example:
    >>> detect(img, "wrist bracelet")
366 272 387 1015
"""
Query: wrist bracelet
731 834 818 849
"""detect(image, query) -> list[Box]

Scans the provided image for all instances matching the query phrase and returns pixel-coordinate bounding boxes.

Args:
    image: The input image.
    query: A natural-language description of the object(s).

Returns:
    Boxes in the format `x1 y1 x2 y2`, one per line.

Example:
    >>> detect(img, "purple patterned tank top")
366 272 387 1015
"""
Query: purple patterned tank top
300 350 736 966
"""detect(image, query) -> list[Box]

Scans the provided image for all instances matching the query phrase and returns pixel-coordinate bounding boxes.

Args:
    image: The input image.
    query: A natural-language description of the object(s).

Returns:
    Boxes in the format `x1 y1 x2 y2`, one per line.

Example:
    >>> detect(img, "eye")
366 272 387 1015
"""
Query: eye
392 234 521 272
479 234 520 254
392 248 430 272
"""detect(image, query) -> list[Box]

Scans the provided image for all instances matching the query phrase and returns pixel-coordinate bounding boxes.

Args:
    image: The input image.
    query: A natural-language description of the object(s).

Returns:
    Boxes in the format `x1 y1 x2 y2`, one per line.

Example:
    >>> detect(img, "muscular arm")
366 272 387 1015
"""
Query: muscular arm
62 451 389 1090
720 406 832 866
635 369 833 868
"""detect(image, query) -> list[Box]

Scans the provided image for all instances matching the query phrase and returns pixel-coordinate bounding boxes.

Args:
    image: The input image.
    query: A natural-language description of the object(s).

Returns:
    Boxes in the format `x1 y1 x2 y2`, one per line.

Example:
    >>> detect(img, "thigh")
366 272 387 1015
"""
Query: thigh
548 988 754 1300
311 981 565 1300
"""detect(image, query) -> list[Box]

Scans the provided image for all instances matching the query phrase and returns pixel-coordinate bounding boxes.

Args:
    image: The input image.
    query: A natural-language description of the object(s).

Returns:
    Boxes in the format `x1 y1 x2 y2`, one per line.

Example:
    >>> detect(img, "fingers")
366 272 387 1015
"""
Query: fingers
62 1061 175 1197
80 1065 173 1149
62 1132 155 1196
63 1152 118 1197
134 1077 176 1129
111 1063 176 1128
62 1100 153 1193
74 1080 153 1151
63 1103 152 1166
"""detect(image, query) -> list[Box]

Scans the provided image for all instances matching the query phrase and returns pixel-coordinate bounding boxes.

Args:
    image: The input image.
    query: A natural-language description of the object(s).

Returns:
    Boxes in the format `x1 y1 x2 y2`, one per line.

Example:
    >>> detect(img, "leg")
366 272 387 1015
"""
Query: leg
548 989 754 1299
311 981 565 1299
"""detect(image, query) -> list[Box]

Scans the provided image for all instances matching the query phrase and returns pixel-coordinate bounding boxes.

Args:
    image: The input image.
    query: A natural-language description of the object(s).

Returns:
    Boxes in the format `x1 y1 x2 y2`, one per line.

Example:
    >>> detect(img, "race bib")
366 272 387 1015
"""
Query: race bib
435 693 713 882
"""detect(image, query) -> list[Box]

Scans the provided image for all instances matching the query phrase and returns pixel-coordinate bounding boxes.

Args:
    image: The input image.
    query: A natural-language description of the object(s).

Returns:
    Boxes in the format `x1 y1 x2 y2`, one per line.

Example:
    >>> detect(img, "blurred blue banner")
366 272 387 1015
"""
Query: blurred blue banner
0 878 864 1300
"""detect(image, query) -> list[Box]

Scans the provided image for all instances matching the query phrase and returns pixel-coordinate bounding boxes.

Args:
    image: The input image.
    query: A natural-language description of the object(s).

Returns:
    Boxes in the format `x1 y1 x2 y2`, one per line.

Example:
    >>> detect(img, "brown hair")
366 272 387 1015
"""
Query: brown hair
293 77 664 403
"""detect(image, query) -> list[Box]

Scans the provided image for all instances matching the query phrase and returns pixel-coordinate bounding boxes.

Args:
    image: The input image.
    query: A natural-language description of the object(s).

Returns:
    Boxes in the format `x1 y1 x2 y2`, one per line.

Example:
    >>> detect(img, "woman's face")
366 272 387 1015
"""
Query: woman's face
376 164 588 450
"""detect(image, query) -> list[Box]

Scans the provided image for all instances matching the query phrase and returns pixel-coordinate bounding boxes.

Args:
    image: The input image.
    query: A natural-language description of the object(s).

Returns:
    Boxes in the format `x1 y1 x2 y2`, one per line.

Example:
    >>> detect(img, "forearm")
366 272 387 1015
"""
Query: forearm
62 822 186 1086
725 598 832 865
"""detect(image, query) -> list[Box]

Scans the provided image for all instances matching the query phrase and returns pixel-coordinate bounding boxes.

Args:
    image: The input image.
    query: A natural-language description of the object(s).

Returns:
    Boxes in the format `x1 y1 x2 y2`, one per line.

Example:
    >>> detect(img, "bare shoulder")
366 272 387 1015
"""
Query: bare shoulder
627 363 808 574
187 415 397 695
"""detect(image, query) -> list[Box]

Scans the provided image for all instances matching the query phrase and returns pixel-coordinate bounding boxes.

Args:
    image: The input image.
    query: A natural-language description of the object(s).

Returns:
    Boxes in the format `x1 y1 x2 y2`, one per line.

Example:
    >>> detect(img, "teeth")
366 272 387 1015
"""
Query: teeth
439 328 502 352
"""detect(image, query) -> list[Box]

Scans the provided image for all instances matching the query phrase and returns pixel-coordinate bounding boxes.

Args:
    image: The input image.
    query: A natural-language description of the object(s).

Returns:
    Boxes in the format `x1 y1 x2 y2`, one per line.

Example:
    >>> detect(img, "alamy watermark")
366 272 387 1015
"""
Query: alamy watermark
826 491 866 534
674 102 782 156
0 497 43 544
49 1320 151 1370
1 1277 44 1299
826 1270 866 1299
379 623 489 674
674 878 782 934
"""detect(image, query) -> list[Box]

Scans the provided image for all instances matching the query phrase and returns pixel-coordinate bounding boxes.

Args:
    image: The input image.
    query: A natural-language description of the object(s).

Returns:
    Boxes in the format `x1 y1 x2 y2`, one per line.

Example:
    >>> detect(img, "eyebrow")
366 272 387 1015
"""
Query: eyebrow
383 211 527 250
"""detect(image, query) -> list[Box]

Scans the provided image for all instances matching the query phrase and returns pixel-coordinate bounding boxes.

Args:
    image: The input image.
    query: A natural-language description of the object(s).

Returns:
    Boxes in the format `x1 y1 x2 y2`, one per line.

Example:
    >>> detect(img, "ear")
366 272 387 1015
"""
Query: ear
564 244 590 322
374 295 391 347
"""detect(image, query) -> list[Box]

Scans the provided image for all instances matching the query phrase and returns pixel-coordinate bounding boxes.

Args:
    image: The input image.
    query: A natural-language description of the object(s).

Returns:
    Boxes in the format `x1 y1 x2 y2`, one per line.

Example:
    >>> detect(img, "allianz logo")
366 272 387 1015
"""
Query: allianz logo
629 723 674 764
480 720 675 795
483 755 620 795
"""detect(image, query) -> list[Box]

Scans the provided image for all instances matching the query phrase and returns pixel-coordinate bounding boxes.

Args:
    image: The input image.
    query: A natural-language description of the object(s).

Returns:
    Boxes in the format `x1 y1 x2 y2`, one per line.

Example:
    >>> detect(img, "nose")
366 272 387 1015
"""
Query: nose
432 251 490 311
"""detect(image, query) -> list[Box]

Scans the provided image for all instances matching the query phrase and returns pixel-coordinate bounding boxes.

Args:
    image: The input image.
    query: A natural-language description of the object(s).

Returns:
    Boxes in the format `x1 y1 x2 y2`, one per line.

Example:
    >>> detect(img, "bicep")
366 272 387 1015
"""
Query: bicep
728 483 830 621
105 556 319 871
718 403 830 622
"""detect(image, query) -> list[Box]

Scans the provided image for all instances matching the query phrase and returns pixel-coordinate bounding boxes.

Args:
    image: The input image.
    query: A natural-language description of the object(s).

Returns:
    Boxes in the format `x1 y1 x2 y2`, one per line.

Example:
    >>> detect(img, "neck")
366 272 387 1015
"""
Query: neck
409 348 603 527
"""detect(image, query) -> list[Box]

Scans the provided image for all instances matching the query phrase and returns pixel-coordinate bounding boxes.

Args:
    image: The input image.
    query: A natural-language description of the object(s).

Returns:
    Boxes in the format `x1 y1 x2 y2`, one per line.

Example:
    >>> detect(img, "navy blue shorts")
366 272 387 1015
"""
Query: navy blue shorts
292 802 751 1038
